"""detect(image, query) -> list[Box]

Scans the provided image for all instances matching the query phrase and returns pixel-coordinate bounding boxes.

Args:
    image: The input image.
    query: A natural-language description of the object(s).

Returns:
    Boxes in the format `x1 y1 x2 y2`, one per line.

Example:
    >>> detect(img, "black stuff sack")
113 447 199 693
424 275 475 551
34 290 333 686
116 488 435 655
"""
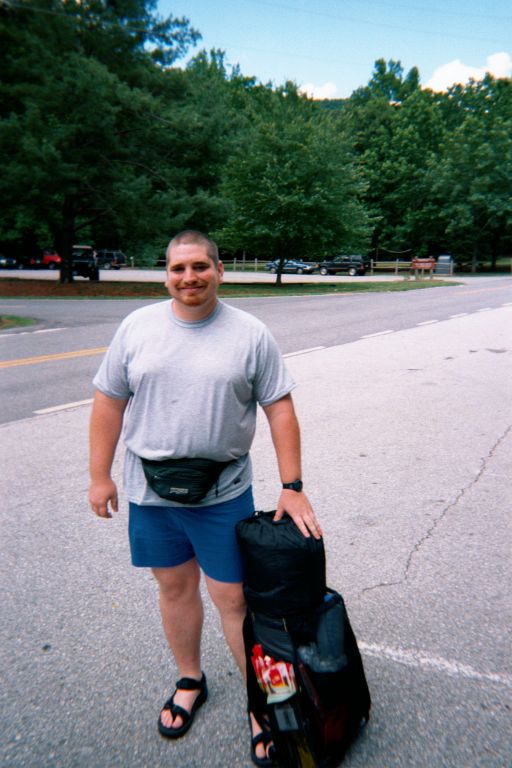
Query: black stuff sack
235 510 326 618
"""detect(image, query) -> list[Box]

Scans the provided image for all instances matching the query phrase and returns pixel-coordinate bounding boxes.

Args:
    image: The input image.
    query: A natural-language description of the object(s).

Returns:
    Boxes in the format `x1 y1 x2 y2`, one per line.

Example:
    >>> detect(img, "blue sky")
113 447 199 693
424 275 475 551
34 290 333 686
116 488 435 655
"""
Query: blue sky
158 0 512 98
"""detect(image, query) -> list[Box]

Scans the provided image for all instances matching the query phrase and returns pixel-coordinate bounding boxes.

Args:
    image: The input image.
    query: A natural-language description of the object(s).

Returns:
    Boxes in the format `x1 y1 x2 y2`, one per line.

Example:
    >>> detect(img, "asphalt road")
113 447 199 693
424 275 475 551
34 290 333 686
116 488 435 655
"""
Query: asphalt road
0 275 511 423
1 277 511 767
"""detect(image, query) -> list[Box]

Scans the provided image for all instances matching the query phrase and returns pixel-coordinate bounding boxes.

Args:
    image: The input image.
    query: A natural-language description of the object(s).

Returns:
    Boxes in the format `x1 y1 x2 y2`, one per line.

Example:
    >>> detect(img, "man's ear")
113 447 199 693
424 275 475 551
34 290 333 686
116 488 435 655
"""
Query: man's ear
218 261 225 282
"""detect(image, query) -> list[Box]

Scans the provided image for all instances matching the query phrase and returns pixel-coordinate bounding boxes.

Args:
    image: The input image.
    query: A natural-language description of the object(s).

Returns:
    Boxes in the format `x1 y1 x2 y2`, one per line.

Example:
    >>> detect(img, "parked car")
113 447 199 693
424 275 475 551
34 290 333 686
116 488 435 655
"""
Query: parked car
28 249 62 269
318 255 366 276
265 259 319 274
71 245 99 280
0 255 18 268
72 244 95 258
95 249 126 270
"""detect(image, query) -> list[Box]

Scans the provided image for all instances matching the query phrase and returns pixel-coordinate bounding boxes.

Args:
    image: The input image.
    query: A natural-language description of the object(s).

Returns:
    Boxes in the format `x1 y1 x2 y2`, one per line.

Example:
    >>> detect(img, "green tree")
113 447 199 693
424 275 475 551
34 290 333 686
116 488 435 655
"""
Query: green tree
343 63 512 265
0 0 201 280
351 58 420 104
425 76 512 270
376 89 446 252
341 59 427 253
215 84 370 284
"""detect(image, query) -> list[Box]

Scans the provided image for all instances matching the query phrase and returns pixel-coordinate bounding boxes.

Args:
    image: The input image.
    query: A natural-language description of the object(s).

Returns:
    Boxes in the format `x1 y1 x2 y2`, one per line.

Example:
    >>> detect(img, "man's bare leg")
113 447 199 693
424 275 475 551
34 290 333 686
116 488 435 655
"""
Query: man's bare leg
205 576 273 761
153 559 204 729
204 576 246 671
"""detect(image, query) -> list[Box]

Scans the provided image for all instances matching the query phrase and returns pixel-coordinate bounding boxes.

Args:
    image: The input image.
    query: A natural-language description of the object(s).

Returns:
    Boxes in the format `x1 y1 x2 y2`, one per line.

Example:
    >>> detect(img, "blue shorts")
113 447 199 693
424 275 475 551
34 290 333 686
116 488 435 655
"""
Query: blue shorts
128 487 254 583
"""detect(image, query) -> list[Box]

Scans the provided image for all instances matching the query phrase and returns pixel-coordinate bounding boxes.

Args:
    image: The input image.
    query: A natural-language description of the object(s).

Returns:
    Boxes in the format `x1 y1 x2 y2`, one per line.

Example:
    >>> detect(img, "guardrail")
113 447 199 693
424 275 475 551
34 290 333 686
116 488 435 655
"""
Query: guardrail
370 260 411 275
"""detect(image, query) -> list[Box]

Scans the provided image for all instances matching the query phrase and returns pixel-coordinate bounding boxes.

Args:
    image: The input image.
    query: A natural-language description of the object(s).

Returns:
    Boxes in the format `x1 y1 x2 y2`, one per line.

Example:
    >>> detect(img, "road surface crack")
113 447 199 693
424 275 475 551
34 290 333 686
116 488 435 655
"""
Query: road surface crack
362 423 512 595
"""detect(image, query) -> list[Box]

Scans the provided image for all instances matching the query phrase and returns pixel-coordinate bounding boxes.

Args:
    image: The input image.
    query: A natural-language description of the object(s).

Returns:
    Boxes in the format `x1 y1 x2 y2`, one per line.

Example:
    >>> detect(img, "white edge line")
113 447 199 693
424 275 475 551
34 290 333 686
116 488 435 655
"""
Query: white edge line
360 330 394 339
0 327 65 338
416 320 438 326
450 313 468 318
34 398 93 415
359 641 512 688
284 346 325 358
477 307 493 312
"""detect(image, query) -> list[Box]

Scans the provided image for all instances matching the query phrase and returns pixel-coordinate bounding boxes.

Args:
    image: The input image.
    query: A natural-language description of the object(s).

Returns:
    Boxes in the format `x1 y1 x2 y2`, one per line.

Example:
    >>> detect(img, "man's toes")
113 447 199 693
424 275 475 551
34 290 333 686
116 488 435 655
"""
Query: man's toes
161 710 178 729
160 710 171 728
255 742 267 760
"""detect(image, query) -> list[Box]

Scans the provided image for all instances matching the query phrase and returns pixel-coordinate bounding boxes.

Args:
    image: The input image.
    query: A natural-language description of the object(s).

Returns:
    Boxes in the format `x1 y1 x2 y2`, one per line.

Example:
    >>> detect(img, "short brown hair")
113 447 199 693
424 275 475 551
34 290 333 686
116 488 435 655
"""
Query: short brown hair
166 230 219 267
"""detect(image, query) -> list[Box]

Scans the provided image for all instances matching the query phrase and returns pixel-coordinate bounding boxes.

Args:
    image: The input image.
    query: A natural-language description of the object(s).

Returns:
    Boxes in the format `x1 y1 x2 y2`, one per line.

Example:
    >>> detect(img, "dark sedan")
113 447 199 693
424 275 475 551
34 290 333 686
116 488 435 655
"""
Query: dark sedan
265 259 319 274
0 255 18 268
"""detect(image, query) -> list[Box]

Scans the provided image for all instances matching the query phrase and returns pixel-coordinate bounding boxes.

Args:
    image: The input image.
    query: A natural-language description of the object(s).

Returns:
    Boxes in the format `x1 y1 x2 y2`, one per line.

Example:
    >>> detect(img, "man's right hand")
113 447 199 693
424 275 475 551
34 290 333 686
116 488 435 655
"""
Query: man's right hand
89 479 118 519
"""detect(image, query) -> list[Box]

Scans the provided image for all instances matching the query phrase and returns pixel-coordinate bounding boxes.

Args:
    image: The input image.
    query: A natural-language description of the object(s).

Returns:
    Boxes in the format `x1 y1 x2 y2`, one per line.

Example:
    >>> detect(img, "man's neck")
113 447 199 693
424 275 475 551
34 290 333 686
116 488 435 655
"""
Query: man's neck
171 297 219 322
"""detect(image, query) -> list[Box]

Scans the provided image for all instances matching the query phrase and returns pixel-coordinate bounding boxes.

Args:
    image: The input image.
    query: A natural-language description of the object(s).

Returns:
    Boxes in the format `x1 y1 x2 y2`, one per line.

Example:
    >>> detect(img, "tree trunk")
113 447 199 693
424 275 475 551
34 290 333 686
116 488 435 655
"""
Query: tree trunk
471 242 479 274
58 196 76 284
275 255 286 287
490 236 498 271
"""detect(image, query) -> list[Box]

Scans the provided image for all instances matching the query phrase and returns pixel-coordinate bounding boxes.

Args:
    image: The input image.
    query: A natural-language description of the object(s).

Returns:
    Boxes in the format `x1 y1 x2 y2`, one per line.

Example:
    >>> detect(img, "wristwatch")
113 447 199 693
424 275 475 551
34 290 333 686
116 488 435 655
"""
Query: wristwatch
282 479 303 492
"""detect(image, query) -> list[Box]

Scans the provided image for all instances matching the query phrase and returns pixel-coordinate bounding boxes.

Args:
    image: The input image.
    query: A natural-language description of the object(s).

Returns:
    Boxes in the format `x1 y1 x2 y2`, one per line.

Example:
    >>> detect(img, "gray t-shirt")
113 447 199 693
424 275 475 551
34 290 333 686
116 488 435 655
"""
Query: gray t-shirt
93 299 295 506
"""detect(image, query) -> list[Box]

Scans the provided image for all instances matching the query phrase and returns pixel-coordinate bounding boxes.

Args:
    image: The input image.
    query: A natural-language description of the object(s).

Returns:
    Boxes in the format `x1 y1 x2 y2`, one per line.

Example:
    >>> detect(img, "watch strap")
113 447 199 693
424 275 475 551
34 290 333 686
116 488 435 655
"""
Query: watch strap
282 479 303 492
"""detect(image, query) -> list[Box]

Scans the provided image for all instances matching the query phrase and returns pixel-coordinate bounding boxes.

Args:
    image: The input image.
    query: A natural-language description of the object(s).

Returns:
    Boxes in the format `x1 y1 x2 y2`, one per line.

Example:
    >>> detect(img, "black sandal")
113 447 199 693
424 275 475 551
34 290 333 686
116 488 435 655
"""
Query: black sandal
249 713 276 767
157 673 208 739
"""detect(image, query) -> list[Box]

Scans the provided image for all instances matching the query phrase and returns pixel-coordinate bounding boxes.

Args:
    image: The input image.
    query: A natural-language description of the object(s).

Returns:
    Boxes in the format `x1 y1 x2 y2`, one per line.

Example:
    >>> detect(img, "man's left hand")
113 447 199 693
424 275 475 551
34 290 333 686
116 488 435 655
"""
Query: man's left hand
273 490 322 539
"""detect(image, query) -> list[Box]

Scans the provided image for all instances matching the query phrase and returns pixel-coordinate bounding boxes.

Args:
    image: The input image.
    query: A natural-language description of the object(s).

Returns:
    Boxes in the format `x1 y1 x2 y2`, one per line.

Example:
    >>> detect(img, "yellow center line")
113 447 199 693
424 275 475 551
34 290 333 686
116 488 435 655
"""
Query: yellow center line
0 347 108 369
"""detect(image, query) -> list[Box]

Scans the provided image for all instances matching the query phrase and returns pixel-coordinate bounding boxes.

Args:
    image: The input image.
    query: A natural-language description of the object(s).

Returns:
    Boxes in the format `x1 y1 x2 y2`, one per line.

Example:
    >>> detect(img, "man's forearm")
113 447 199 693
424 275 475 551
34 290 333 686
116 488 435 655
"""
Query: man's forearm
89 392 127 481
263 394 302 481
263 393 322 539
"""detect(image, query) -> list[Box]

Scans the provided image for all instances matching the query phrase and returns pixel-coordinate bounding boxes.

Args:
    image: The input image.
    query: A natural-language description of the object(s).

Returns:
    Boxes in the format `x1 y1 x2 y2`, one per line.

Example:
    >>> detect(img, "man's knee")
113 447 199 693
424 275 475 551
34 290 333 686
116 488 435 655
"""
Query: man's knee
206 578 246 615
152 560 200 602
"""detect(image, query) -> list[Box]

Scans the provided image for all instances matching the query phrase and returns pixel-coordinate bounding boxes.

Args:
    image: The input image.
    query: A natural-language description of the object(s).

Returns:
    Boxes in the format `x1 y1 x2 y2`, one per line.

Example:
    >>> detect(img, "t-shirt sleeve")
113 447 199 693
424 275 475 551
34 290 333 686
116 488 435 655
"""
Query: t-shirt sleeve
92 322 131 399
253 326 296 406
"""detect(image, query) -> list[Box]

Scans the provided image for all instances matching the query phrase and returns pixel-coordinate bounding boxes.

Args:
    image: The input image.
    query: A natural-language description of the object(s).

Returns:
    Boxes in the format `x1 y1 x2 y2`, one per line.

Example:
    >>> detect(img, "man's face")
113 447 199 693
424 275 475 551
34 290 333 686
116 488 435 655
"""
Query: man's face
165 242 224 319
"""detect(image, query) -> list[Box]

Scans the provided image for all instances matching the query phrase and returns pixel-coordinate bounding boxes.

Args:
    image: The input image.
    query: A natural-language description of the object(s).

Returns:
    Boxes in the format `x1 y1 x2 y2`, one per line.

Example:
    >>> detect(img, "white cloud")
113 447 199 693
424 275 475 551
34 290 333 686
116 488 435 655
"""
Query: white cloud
487 52 512 78
299 81 339 100
426 52 512 92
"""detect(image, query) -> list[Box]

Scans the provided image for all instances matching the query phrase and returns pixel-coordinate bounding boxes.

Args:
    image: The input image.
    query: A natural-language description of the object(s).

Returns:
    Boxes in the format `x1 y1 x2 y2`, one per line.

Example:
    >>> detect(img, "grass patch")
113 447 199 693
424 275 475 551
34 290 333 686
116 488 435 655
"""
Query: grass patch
0 314 36 330
0 277 459 300
221 280 459 296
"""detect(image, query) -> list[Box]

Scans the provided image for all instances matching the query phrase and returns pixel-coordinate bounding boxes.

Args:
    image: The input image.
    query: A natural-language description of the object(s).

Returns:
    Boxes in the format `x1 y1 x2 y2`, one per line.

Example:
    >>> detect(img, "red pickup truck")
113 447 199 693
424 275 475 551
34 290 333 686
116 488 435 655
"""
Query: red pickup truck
29 249 62 269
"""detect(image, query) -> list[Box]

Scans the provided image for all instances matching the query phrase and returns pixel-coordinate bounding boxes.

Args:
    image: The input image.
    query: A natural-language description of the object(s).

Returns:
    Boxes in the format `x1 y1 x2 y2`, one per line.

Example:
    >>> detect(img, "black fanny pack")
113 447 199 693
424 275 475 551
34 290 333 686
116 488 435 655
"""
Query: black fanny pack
140 456 233 503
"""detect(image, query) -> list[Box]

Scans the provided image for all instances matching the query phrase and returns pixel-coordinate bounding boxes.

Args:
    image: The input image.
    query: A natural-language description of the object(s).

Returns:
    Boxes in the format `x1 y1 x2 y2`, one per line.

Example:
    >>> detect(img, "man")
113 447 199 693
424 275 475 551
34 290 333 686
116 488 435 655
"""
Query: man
89 230 321 766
